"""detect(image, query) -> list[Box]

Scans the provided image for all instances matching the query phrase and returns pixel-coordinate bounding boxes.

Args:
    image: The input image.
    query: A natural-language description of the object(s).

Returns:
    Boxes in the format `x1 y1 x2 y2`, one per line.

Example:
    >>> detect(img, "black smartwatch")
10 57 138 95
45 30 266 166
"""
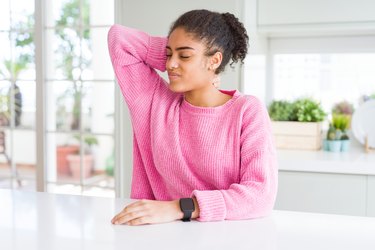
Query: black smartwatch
179 198 195 222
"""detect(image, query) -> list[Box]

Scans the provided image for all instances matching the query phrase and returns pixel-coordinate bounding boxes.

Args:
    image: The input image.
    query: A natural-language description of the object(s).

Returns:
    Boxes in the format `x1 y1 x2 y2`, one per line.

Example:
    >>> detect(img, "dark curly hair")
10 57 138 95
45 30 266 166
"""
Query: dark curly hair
168 9 249 74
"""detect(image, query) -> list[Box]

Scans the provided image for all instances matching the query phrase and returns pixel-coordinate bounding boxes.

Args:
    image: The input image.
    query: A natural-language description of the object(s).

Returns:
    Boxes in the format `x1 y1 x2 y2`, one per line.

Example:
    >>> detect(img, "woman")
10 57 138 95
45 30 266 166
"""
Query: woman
109 9 278 226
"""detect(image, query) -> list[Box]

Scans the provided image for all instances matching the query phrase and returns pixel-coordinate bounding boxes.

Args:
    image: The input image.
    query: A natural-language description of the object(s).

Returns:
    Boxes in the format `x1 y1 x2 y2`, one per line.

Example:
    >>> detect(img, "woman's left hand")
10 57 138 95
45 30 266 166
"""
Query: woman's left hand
111 199 183 226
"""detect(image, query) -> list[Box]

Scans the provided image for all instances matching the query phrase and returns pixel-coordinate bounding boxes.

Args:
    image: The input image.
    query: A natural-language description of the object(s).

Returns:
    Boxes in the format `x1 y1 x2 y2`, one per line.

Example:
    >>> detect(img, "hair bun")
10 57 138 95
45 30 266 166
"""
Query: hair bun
221 12 249 66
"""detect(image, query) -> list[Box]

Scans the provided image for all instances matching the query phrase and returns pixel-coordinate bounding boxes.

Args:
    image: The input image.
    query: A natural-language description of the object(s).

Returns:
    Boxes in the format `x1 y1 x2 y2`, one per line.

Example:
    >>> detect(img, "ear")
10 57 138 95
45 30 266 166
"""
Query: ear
209 51 223 71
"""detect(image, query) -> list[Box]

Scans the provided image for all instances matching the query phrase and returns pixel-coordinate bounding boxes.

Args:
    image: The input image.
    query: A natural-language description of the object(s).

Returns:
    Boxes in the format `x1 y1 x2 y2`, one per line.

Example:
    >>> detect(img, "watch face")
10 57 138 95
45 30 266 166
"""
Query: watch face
180 198 195 211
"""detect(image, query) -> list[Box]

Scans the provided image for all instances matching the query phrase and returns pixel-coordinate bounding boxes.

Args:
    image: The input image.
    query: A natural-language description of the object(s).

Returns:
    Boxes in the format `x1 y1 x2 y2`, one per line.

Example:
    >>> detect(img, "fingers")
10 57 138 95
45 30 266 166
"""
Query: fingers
111 200 149 225
115 209 147 225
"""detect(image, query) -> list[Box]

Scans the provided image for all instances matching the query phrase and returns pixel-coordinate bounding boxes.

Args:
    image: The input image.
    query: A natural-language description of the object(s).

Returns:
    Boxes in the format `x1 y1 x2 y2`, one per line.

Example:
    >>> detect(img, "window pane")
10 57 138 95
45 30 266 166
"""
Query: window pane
46 132 80 183
0 128 11 187
0 1 10 31
10 0 34 30
82 135 114 189
46 81 81 132
45 0 81 28
13 129 36 181
0 32 11 80
17 81 35 129
81 28 114 80
89 0 114 26
82 81 114 134
45 28 81 80
273 54 375 112
0 81 11 127
11 30 35 80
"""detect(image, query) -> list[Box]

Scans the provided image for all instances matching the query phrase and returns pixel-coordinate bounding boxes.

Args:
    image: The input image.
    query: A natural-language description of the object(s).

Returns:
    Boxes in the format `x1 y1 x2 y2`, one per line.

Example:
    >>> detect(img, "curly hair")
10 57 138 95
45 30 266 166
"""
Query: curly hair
168 9 249 74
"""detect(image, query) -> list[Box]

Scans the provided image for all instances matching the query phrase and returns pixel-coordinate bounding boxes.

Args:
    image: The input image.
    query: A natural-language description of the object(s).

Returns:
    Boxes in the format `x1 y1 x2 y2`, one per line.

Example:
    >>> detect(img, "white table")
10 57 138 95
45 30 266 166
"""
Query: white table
1 189 375 250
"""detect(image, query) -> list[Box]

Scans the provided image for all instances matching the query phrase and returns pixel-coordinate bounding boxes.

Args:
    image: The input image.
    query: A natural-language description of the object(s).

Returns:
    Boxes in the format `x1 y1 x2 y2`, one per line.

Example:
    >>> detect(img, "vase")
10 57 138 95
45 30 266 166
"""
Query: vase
67 154 94 179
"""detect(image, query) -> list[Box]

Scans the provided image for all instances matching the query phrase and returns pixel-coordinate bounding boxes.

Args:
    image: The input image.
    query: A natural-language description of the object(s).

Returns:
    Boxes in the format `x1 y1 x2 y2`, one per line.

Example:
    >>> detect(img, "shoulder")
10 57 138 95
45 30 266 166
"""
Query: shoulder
236 93 271 130
235 93 269 118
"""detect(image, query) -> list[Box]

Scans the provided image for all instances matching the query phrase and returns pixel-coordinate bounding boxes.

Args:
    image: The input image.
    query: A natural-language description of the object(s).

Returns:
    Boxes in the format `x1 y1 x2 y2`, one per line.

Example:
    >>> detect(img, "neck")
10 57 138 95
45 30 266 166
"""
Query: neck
184 85 231 107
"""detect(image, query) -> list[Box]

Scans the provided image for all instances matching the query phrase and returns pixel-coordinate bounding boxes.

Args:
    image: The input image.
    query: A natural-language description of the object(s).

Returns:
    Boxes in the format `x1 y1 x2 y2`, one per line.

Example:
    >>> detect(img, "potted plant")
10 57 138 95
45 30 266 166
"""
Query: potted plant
269 98 326 150
331 101 354 129
324 114 351 152
67 135 98 179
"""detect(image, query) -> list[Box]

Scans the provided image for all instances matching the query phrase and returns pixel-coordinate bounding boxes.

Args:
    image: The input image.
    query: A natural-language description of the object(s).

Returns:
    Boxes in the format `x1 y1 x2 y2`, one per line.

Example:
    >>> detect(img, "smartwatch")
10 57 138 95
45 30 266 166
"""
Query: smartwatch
179 198 195 222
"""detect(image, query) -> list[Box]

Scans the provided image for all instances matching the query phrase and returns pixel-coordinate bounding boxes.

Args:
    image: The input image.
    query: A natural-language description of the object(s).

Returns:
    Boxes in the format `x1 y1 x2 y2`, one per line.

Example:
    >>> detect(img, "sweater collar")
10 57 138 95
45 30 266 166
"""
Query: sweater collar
181 89 241 115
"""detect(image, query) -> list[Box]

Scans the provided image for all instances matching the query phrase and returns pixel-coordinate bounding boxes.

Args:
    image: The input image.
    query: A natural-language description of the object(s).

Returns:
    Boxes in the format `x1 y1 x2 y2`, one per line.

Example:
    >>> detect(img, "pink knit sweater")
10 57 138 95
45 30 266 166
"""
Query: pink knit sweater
108 24 278 222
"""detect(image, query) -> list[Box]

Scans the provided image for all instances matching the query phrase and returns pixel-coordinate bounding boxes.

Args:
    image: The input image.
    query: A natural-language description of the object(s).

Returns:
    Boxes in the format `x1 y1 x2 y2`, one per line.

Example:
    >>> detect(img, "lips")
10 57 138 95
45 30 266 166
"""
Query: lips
168 72 181 81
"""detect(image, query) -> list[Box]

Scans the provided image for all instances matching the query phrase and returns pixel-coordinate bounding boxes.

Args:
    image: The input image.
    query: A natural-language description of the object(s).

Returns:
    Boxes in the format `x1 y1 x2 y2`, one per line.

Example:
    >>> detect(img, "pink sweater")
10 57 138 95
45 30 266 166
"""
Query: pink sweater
107 24 278 222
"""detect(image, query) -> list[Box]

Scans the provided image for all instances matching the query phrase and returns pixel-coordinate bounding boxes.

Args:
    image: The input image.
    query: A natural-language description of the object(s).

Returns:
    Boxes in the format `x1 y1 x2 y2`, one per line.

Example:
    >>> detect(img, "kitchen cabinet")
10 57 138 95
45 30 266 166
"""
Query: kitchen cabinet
368 176 375 216
258 0 375 26
275 171 367 216
275 148 375 217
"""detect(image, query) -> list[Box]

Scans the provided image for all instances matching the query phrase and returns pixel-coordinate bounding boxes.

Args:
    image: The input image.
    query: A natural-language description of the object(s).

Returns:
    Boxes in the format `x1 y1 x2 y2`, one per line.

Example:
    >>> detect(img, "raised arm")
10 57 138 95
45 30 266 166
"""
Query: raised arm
107 24 168 108
192 97 278 221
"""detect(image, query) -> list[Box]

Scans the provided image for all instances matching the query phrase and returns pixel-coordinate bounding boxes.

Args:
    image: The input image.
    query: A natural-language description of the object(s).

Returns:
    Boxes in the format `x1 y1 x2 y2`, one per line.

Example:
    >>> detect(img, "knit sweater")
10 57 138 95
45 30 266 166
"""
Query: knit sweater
107 24 278 222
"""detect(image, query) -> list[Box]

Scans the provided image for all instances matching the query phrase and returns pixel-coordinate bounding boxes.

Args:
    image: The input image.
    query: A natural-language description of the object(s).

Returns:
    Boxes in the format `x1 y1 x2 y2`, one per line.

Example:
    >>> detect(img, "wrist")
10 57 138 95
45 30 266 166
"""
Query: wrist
191 197 200 219
172 200 184 220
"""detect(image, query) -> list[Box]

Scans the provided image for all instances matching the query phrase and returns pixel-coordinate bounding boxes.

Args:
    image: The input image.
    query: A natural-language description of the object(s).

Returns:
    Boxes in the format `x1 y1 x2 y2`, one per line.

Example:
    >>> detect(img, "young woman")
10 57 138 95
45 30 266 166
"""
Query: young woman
109 9 278 226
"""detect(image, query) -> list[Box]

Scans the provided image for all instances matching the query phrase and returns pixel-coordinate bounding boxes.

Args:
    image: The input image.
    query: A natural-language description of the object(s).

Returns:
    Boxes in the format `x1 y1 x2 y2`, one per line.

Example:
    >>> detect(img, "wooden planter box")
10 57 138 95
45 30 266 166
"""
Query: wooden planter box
271 121 323 150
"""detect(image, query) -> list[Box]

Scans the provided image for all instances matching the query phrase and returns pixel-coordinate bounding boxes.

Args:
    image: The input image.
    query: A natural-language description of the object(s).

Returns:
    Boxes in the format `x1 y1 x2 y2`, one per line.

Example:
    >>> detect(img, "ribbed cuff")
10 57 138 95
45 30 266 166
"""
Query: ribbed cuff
146 36 167 72
191 190 227 222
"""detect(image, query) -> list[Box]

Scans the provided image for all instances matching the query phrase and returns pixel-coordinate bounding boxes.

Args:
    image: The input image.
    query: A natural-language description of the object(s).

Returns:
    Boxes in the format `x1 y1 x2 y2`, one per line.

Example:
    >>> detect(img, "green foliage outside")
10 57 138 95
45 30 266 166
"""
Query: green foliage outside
0 14 34 126
55 0 91 131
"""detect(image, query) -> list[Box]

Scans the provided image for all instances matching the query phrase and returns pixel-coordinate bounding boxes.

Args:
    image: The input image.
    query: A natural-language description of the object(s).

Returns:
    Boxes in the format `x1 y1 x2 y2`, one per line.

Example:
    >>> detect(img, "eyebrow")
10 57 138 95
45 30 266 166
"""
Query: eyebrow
166 46 195 51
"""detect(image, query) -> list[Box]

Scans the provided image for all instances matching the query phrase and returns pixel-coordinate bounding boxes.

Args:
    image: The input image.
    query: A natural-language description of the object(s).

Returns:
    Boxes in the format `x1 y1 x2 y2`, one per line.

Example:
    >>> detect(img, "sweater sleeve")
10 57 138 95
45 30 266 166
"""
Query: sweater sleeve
107 24 168 108
191 97 278 222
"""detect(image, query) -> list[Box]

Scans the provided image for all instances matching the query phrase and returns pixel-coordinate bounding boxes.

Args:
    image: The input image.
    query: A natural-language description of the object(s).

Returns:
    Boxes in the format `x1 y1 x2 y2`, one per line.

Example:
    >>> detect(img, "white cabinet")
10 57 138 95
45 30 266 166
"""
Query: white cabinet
368 176 375 217
258 0 375 26
275 171 368 216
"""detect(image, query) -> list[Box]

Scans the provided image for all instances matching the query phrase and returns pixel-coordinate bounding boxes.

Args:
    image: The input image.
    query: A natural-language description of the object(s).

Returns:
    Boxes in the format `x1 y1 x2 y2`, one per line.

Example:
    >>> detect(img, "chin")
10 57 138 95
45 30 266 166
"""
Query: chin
168 82 187 93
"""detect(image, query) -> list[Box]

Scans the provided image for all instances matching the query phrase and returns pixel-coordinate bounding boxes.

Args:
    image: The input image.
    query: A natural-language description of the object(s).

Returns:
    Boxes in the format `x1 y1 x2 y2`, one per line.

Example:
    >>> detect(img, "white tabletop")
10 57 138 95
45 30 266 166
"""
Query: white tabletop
1 189 375 250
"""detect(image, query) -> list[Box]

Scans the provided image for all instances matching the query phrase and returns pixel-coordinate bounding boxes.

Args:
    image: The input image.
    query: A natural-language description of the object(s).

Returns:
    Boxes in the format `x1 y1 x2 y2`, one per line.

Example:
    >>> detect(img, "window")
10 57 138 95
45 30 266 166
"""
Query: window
44 0 115 197
273 53 375 112
0 0 116 197
0 0 36 190
243 36 375 114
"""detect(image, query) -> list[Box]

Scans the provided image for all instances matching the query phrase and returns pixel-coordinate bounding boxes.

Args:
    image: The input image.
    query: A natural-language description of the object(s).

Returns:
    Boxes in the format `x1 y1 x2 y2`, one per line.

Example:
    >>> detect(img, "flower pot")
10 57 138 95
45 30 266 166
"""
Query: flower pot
67 154 94 179
271 121 323 150
56 145 79 175
327 140 342 152
341 140 350 152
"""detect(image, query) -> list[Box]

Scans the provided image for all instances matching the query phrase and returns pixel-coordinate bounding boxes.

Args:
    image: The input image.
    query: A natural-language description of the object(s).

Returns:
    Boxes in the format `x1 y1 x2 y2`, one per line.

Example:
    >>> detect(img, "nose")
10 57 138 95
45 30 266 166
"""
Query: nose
166 56 178 70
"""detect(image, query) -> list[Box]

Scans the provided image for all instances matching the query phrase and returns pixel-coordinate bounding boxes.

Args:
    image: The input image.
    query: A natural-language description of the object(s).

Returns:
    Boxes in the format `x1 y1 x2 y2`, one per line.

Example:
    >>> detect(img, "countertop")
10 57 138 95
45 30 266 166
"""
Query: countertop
1 189 375 250
277 147 375 175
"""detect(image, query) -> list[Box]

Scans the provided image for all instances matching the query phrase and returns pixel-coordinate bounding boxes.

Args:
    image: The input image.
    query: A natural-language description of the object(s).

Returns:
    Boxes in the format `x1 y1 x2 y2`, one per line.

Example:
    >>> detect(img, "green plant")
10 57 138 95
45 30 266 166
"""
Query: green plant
332 101 354 115
293 98 326 122
55 0 91 130
0 14 34 126
331 114 350 140
268 100 294 121
72 134 99 154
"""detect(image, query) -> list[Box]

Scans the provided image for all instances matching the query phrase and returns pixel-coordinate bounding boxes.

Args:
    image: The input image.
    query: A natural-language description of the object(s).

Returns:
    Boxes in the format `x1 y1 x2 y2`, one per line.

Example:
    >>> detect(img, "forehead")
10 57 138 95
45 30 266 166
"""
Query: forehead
167 28 204 50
